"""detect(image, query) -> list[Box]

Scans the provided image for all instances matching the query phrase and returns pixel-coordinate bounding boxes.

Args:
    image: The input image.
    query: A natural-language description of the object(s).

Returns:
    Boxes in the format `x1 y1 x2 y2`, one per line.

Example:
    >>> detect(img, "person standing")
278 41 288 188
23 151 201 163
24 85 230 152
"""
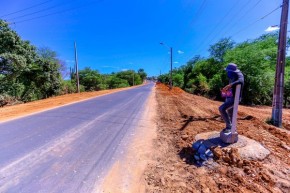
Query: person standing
219 63 244 133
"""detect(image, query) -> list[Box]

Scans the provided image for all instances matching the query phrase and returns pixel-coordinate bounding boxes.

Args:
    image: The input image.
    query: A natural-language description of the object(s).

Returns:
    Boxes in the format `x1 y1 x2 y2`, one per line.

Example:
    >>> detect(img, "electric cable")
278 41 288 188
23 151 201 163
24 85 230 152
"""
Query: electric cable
6 1 73 22
232 4 282 37
226 0 263 35
189 0 208 26
0 0 52 18
10 0 104 24
193 0 241 55
203 0 252 51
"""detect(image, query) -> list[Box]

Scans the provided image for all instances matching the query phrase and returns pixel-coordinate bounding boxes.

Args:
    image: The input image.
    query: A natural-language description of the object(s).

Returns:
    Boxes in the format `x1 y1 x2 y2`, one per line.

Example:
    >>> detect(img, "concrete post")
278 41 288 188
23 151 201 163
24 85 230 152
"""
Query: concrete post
220 84 241 144
231 84 241 133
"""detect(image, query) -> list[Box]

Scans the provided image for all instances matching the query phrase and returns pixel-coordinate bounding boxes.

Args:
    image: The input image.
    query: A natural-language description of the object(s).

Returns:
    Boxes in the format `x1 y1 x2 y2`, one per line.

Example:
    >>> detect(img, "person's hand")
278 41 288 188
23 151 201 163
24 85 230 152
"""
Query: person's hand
222 84 232 91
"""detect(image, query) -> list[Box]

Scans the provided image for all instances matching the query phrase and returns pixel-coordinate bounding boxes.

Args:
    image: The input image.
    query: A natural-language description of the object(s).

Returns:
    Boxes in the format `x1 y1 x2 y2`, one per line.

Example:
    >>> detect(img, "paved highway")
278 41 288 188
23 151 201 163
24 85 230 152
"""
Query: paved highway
0 83 154 193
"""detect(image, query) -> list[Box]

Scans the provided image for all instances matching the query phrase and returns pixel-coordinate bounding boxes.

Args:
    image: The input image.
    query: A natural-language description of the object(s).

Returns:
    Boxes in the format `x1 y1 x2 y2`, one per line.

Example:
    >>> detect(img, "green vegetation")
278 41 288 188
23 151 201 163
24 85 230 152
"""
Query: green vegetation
0 20 146 106
158 34 290 106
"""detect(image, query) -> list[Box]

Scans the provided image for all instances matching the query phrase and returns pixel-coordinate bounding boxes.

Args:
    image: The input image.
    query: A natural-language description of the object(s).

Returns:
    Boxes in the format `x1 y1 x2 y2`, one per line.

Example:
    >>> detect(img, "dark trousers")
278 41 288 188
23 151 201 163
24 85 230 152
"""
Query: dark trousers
219 97 234 129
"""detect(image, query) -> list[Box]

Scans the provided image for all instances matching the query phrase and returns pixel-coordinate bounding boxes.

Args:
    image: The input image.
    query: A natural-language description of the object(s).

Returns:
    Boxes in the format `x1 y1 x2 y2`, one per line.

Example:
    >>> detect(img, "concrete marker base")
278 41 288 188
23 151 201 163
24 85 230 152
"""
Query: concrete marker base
195 131 271 161
220 131 238 144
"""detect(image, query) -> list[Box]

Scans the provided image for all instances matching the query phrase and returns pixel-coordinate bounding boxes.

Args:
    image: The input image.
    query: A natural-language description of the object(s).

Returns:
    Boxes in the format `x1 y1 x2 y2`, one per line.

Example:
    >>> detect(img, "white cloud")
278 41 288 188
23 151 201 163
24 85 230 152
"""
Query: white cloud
102 65 120 69
174 61 179 64
65 60 75 64
121 68 128 71
265 25 279 32
178 50 184 54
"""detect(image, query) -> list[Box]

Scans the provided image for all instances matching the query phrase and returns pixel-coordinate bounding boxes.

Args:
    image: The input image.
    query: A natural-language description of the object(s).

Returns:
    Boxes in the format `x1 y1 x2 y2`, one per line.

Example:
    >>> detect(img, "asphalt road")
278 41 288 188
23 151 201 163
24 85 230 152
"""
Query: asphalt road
0 83 154 193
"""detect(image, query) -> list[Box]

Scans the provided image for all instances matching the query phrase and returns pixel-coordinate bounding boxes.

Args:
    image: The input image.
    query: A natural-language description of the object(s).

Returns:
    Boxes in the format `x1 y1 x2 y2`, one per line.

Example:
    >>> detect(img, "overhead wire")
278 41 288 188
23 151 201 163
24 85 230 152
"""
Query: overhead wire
193 0 280 57
193 0 241 55
231 4 282 37
173 0 208 46
6 1 73 22
200 0 252 52
226 0 263 35
189 0 208 26
170 0 208 69
0 0 52 18
9 0 104 24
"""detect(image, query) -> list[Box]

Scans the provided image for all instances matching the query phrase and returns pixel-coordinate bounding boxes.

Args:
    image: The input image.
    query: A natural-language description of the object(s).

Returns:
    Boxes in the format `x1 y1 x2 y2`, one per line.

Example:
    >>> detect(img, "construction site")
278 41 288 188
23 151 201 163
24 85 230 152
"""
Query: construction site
144 84 290 193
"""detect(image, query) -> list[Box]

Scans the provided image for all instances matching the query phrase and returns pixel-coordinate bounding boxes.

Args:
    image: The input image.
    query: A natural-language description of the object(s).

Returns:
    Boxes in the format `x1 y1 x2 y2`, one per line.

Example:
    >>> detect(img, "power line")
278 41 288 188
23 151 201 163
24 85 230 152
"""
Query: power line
6 1 73 22
173 0 208 47
226 0 263 35
194 0 280 56
10 0 104 24
189 0 208 26
0 0 52 18
204 0 252 49
193 0 241 55
232 4 282 37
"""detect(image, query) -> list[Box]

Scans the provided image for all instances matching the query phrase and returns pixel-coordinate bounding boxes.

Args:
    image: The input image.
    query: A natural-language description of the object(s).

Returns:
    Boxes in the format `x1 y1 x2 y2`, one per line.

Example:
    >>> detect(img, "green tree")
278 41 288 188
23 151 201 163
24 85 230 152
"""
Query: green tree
138 68 147 81
224 34 278 105
209 37 235 63
108 75 129 88
79 67 102 91
116 70 142 86
0 20 63 103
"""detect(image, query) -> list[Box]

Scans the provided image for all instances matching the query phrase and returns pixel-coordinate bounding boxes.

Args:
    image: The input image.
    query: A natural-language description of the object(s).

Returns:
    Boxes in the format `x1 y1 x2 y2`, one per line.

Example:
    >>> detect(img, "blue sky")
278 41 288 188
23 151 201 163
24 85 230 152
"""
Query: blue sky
0 0 284 76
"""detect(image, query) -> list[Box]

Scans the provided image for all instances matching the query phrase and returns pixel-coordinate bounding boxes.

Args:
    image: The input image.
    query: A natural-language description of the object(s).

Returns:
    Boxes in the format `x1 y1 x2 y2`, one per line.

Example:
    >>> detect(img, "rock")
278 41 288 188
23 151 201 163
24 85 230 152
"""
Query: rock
237 160 243 168
218 166 228 175
181 134 189 140
223 155 231 163
261 173 270 183
243 160 250 166
160 177 166 186
212 147 223 158
244 166 252 175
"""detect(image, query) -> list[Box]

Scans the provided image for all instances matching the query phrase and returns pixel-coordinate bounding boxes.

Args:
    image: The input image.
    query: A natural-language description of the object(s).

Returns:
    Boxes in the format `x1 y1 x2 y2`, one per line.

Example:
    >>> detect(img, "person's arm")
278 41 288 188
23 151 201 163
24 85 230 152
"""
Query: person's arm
230 72 244 87
223 72 244 90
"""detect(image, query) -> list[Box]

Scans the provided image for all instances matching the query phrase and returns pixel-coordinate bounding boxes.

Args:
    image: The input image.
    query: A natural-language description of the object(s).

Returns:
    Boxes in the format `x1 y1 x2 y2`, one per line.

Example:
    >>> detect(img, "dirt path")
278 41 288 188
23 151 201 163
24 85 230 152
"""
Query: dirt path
144 84 290 193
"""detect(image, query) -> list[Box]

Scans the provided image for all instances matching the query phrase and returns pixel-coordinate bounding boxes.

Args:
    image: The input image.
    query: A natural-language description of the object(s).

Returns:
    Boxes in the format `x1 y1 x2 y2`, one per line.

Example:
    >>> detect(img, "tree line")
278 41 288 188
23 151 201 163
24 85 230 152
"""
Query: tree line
158 33 290 106
0 20 147 106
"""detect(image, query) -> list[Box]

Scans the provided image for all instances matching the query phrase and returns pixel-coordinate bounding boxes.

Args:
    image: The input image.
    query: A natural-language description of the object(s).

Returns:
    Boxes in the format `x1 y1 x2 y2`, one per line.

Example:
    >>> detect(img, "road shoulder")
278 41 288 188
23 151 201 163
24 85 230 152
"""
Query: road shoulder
97 86 157 192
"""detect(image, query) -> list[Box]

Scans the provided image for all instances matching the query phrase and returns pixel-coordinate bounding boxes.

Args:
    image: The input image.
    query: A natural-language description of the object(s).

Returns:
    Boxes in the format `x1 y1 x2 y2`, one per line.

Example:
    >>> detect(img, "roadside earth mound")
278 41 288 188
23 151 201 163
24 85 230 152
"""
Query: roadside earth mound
145 84 290 193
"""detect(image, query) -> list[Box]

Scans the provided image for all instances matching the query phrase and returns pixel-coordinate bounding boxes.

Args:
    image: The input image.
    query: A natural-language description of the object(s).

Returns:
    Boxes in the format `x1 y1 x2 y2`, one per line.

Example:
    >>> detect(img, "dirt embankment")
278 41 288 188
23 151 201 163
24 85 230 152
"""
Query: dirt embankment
144 84 290 193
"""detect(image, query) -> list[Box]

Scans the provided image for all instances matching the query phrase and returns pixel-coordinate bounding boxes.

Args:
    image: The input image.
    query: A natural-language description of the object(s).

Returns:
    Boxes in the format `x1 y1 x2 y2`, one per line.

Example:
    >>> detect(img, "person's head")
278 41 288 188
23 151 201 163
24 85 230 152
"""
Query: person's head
225 63 240 79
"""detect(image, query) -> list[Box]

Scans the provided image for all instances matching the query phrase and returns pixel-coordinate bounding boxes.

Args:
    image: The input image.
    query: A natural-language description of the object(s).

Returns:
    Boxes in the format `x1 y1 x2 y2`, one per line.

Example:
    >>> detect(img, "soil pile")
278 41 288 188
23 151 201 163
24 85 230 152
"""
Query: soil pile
145 84 290 193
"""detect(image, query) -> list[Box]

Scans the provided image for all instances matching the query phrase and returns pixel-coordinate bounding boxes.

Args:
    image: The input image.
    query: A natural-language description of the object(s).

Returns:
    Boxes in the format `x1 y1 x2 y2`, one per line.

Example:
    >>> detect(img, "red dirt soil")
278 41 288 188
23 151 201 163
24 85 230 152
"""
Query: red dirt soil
144 84 290 193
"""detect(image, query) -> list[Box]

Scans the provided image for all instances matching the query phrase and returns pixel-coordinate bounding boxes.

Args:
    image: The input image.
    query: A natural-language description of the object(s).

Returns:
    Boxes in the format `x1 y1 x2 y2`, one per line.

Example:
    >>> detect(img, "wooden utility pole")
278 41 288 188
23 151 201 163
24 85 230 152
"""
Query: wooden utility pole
160 42 173 89
170 47 173 89
271 0 289 127
74 41 80 93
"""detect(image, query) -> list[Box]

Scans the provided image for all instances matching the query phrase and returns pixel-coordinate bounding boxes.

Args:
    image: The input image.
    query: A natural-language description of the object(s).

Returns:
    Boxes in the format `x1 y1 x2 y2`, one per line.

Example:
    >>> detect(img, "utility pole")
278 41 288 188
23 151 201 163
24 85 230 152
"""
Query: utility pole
74 41 80 93
271 0 289 127
170 47 173 89
160 42 173 89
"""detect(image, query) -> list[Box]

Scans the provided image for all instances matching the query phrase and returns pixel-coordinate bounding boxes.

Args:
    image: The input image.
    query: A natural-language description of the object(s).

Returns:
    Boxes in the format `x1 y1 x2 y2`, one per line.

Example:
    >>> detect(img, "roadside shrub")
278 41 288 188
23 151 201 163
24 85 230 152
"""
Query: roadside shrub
0 93 22 107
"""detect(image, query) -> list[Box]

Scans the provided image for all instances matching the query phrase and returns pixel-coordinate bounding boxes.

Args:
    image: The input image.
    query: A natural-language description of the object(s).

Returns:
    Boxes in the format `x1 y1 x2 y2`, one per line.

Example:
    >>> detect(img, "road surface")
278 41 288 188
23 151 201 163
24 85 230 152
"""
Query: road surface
0 83 154 193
